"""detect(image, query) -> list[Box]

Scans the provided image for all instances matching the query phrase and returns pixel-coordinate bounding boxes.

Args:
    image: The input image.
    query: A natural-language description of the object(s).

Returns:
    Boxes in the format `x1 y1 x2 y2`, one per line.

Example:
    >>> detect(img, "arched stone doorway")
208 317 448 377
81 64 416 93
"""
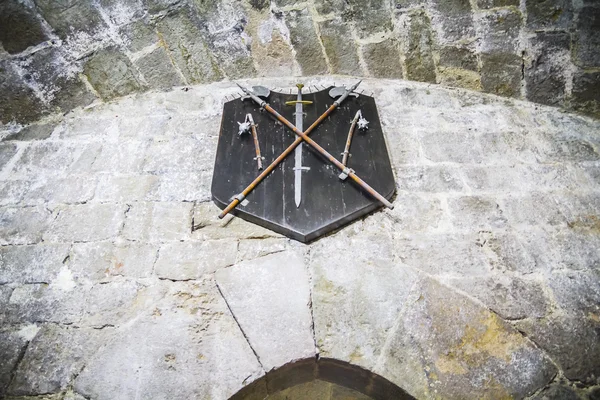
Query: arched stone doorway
230 358 415 400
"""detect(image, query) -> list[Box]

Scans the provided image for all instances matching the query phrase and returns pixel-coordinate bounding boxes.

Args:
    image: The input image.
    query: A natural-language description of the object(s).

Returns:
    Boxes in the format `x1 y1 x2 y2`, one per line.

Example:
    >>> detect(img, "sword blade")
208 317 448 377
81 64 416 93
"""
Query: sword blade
294 87 303 208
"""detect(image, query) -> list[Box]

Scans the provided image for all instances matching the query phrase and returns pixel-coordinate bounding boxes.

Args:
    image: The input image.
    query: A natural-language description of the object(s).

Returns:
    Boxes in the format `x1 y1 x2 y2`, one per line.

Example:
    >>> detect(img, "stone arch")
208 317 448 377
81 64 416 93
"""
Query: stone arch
230 358 415 400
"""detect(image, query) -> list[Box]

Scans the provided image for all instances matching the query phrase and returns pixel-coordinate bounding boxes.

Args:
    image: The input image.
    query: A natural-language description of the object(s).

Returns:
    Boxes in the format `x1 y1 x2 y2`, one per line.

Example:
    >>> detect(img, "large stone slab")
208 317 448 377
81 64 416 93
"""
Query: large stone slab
310 234 419 371
0 244 70 284
216 251 315 371
43 204 127 243
74 280 264 400
0 206 51 245
375 278 557 399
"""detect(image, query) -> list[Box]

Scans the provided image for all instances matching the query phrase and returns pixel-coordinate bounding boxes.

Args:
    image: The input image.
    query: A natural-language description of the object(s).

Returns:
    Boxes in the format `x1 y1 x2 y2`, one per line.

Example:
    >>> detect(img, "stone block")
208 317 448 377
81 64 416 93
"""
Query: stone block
120 19 158 53
154 240 237 280
0 1 48 54
385 194 447 232
0 206 51 245
83 47 144 101
547 270 600 316
8 325 109 396
156 8 223 84
572 6 600 68
0 142 18 171
4 121 57 141
142 136 216 173
62 115 118 139
134 47 184 90
533 128 599 163
285 9 328 75
420 130 483 163
34 0 108 39
476 0 518 9
438 46 478 71
74 281 263 400
117 114 171 138
91 140 147 173
362 39 403 79
95 174 159 202
0 332 28 396
22 175 97 205
0 244 70 284
571 70 600 118
121 202 193 242
0 180 29 206
395 233 494 275
318 19 361 75
236 238 289 262
396 165 465 192
480 52 522 97
525 32 570 106
13 142 84 175
515 315 599 383
209 29 256 80
448 195 508 231
437 67 482 91
43 204 127 243
501 193 566 227
310 234 419 371
6 283 86 325
525 0 573 31
476 8 522 54
531 384 580 400
69 241 159 281
98 0 145 26
375 278 556 399
81 280 145 326
145 0 182 14
216 251 315 371
0 61 48 124
397 10 436 83
146 171 212 202
343 8 393 39
428 0 475 43
445 275 550 320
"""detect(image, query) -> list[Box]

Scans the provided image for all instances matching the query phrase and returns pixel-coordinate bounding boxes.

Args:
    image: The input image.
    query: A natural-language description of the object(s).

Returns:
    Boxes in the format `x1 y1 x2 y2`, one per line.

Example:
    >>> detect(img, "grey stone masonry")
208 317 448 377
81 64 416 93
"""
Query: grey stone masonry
1 0 600 126
1 77 599 399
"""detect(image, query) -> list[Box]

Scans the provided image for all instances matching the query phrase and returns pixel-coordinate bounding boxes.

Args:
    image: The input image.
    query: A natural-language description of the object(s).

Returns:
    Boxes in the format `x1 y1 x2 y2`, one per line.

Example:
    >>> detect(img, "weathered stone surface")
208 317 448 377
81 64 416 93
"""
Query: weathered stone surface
285 9 328 75
0 61 47 124
156 8 223 84
237 238 289 262
90 141 146 173
122 202 192 242
35 0 108 39
8 325 108 396
69 241 158 281
448 195 507 231
74 281 264 400
84 47 144 101
481 52 522 97
4 122 57 141
135 47 185 90
216 251 315 371
142 136 215 173
147 171 212 202
0 142 18 170
95 174 158 202
397 10 436 83
0 180 29 206
43 204 126 243
438 46 478 71
0 1 48 54
476 0 518 9
396 165 464 192
476 8 522 54
120 19 158 53
516 315 600 383
318 19 361 75
22 175 97 205
429 0 474 43
154 239 237 280
385 194 446 232
531 383 580 400
0 206 51 245
0 331 28 396
547 270 600 316
6 282 85 324
571 70 600 118
12 142 93 175
525 0 574 30
526 32 571 106
343 6 393 39
310 234 419 371
572 6 600 68
375 278 556 399
0 244 70 284
362 39 403 79
446 275 550 320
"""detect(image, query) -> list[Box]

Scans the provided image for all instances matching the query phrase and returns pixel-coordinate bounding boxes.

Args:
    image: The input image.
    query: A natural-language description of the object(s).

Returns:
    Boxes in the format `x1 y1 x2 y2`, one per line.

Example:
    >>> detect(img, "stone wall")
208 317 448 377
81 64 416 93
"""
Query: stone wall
1 0 599 125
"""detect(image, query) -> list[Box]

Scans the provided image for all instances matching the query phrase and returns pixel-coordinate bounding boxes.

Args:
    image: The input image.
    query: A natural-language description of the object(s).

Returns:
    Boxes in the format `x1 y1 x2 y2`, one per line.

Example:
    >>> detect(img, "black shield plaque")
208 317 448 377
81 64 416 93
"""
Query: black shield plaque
211 86 395 242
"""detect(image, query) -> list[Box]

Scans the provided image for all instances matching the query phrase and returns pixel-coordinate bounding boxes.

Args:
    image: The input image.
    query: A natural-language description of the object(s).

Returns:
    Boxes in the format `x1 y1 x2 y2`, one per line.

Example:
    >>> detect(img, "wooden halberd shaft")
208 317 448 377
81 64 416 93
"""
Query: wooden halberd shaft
342 110 361 166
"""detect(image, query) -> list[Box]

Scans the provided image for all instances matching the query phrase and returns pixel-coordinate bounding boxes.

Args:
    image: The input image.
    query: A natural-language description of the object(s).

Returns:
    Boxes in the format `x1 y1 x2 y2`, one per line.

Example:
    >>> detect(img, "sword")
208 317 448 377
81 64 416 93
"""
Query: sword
285 84 312 207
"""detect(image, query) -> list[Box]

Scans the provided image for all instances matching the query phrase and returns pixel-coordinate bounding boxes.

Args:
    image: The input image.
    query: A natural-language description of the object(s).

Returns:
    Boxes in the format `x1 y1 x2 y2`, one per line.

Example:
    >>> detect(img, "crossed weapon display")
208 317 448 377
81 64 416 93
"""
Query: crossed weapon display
218 81 394 219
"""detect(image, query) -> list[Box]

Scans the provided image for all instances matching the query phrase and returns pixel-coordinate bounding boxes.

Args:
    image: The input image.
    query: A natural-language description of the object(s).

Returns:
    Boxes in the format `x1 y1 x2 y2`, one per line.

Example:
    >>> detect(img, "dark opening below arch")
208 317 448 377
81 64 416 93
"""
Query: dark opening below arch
230 358 415 400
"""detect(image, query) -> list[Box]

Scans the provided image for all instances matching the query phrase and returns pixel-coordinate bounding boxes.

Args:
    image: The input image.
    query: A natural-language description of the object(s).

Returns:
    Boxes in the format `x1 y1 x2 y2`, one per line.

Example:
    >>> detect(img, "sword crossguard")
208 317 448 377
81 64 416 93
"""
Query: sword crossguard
285 100 313 106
